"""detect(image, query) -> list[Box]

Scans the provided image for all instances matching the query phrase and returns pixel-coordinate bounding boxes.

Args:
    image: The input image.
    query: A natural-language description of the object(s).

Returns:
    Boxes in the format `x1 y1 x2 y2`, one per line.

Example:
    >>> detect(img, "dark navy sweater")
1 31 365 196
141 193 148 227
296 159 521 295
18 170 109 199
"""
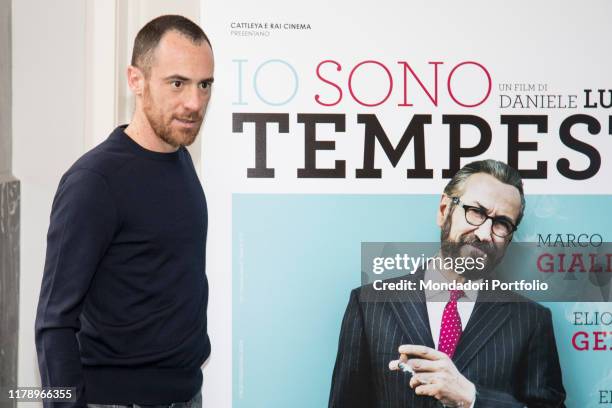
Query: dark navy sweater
35 125 210 406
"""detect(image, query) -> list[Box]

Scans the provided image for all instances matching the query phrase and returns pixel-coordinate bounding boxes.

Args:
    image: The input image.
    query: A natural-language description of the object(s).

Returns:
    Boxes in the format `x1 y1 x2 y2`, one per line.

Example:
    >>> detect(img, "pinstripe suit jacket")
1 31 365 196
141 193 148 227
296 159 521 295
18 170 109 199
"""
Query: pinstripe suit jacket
329 273 566 408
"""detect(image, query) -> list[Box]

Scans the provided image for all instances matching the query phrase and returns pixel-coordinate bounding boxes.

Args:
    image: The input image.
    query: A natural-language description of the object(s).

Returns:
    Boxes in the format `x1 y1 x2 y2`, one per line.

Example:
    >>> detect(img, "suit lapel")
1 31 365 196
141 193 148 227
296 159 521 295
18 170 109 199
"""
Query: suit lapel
452 290 511 371
387 271 436 349
383 273 513 364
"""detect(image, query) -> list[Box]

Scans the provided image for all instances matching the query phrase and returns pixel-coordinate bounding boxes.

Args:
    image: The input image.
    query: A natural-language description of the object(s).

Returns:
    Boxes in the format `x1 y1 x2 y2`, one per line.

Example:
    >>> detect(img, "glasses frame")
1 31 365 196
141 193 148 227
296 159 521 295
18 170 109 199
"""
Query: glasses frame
450 197 517 238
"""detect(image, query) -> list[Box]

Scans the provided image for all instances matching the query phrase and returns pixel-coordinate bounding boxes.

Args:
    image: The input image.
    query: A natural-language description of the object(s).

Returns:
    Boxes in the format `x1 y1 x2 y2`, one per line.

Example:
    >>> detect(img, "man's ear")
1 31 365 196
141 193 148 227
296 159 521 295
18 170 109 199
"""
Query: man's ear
436 194 451 228
127 65 145 96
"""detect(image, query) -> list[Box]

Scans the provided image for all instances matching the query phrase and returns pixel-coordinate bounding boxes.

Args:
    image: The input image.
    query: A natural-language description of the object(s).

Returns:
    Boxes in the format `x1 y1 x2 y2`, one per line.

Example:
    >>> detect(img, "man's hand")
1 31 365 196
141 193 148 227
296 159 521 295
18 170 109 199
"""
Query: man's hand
389 345 476 408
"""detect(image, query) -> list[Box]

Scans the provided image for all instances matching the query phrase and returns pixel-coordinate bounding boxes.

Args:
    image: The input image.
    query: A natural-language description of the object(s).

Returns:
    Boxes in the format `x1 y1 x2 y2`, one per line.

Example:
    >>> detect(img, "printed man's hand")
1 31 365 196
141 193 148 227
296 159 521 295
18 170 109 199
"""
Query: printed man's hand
389 345 476 408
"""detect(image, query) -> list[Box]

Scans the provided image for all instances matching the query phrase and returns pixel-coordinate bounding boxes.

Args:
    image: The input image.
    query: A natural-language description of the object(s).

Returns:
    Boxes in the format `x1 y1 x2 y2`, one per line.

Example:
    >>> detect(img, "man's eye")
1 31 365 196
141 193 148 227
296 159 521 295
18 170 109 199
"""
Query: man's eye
199 81 210 89
468 208 486 220
495 220 512 232
172 80 183 88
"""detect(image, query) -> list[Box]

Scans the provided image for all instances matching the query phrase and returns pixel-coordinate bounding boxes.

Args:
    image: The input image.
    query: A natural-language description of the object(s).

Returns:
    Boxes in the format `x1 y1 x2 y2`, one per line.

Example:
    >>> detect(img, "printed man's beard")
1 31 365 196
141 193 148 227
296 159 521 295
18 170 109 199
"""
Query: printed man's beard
440 212 501 280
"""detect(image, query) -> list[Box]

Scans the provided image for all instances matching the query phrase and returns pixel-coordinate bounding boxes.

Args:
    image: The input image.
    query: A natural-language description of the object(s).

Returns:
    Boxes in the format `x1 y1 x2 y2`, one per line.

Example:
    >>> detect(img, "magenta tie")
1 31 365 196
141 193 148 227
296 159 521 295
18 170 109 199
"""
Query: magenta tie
437 289 465 358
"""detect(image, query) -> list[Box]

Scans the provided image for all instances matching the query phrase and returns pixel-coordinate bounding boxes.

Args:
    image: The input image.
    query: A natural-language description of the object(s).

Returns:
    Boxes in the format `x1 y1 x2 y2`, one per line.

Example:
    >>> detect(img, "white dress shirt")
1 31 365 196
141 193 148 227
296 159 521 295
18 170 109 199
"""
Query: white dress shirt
423 266 480 407
424 267 480 348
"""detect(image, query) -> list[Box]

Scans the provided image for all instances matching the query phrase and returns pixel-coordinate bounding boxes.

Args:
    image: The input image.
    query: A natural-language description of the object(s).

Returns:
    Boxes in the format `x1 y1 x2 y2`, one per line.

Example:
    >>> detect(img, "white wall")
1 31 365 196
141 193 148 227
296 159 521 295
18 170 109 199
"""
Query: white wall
0 0 11 175
13 0 87 395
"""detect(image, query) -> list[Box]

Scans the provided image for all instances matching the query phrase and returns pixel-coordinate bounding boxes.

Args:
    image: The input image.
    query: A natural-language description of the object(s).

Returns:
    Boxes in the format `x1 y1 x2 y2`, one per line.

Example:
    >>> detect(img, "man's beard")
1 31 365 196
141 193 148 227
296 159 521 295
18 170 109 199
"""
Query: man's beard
143 88 203 148
440 209 503 280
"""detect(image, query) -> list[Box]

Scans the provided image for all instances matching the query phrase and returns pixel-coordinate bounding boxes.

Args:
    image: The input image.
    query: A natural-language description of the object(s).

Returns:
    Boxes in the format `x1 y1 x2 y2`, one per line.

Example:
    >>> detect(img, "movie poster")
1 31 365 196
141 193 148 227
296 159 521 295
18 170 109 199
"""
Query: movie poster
202 1 612 406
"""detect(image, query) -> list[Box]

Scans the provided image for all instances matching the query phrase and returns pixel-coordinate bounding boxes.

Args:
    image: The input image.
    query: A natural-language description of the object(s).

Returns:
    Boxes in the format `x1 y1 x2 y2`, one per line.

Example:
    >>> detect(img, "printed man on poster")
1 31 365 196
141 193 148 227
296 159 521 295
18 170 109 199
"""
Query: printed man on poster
329 160 566 407
35 15 213 407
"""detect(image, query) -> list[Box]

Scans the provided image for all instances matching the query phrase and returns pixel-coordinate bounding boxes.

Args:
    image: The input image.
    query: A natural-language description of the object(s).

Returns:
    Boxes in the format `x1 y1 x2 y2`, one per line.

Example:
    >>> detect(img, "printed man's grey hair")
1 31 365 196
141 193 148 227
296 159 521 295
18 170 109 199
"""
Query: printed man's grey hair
443 159 526 226
131 15 211 77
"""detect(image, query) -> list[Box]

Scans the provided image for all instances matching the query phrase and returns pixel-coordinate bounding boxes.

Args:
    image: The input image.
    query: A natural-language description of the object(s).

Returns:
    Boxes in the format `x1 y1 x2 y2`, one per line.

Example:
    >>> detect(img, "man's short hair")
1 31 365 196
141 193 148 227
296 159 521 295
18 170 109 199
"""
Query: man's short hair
443 159 526 226
131 15 211 76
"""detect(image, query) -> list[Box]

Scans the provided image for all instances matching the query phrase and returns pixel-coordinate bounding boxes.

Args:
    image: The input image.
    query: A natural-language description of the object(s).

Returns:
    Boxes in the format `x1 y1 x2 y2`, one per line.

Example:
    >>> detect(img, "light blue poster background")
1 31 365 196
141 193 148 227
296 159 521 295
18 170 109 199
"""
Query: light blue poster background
233 194 612 407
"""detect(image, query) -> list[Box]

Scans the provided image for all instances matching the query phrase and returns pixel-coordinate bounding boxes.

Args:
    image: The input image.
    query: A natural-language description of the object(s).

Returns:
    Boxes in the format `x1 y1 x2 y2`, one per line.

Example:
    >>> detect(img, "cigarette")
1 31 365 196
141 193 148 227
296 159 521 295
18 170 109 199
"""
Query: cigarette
398 361 414 374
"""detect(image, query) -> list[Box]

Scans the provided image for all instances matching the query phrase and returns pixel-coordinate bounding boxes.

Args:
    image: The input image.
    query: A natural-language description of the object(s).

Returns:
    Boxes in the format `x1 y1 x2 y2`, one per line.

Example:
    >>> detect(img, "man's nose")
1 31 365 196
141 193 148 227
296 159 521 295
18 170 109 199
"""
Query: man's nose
474 219 494 242
182 86 205 112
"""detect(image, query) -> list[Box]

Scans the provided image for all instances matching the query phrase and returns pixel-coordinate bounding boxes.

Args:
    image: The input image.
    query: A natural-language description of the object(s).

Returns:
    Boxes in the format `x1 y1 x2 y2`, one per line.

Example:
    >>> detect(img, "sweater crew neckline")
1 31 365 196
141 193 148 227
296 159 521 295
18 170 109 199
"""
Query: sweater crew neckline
111 125 183 161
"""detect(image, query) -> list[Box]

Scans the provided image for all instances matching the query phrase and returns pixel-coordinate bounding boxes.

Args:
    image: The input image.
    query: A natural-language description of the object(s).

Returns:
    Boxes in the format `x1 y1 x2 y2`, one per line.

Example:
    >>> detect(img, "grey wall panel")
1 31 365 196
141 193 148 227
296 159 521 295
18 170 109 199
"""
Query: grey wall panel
1 0 17 405
0 178 19 407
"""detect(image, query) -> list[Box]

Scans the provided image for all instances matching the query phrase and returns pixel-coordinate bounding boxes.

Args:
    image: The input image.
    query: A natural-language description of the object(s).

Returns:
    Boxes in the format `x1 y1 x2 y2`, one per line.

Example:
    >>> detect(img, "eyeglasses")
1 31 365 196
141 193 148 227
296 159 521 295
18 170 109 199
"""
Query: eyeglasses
451 197 517 238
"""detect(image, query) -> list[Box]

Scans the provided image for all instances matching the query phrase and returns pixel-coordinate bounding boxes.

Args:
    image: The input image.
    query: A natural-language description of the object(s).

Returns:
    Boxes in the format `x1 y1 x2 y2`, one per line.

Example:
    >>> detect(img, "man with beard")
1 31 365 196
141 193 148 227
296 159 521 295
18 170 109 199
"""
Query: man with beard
329 160 565 408
35 15 213 407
